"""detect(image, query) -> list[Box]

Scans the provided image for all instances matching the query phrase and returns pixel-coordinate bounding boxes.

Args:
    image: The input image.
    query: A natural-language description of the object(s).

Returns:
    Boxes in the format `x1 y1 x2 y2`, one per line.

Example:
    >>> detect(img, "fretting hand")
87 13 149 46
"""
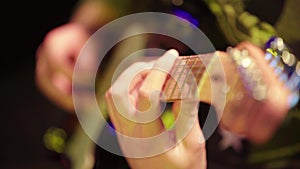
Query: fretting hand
105 49 206 169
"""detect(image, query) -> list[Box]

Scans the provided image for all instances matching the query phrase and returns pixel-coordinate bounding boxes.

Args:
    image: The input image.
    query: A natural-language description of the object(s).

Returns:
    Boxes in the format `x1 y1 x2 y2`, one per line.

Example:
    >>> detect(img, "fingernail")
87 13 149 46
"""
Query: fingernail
166 49 179 57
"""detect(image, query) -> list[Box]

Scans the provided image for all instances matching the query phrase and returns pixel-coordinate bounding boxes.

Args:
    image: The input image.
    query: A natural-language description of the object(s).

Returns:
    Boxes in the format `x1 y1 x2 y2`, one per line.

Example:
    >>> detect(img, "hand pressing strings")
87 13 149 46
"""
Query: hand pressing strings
105 49 206 169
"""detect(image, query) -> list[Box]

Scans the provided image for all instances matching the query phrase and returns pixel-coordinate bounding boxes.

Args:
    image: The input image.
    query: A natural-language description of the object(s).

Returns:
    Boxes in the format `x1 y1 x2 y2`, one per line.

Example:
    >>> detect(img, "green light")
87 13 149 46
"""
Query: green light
161 110 175 130
43 127 67 153
266 48 278 57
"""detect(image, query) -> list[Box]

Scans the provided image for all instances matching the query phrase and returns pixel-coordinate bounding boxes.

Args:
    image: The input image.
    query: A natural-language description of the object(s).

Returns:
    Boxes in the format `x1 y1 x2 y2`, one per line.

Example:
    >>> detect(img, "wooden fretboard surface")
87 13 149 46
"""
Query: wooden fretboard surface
162 53 215 102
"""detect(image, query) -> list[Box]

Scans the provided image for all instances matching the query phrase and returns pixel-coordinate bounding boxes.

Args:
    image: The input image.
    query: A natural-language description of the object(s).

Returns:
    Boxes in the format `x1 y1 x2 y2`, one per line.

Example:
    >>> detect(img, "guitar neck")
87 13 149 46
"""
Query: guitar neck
162 52 220 104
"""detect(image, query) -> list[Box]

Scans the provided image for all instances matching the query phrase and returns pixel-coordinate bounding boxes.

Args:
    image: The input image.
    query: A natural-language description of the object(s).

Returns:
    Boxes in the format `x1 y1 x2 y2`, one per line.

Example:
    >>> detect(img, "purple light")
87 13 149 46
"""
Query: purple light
172 8 199 26
107 121 116 136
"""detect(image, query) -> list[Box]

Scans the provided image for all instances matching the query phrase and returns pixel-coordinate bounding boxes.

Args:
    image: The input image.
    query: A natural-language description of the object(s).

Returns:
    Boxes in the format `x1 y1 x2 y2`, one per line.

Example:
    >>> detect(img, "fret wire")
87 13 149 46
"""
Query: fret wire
195 63 205 80
163 58 182 99
186 57 205 98
189 57 203 80
173 56 200 99
186 56 210 99
177 62 193 99
162 54 213 101
172 59 203 71
178 62 202 67
163 80 173 97
178 56 199 99
169 57 190 99
191 58 202 72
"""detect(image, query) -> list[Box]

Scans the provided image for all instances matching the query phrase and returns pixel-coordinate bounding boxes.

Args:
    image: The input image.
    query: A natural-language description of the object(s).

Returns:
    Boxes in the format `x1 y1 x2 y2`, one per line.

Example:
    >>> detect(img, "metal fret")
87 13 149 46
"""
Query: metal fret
162 59 182 100
179 57 198 99
162 54 213 101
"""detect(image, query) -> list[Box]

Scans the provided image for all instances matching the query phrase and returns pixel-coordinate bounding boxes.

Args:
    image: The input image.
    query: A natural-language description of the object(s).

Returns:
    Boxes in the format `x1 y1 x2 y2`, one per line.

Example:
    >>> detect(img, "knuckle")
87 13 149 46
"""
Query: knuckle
237 41 252 48
110 88 123 100
107 87 122 103
130 62 151 71
44 30 58 46
220 121 231 131
220 114 232 129
138 87 149 100
105 88 112 100
248 129 272 144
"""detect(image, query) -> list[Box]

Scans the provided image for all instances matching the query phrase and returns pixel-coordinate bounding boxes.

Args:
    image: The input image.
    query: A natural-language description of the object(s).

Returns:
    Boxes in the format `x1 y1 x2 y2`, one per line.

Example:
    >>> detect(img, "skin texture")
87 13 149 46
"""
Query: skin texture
105 50 206 169
36 1 291 166
35 1 117 112
36 23 90 112
233 42 289 144
209 42 289 144
104 45 290 168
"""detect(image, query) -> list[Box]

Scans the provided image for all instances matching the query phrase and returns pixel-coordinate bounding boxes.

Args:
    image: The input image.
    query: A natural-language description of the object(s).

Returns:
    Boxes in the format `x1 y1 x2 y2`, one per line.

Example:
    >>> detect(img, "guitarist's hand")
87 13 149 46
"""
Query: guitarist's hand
36 23 90 112
105 49 206 169
219 42 290 144
35 0 120 113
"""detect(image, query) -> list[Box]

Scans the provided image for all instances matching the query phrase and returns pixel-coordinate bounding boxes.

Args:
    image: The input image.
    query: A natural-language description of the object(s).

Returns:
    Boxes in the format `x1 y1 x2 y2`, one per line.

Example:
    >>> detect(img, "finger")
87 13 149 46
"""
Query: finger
36 52 74 111
235 42 289 143
125 49 178 138
106 84 162 138
137 49 178 112
107 61 161 138
235 42 275 88
37 42 73 99
37 45 72 96
42 24 90 78
172 100 202 148
129 68 151 94
43 44 74 80
106 87 145 137
248 89 287 144
128 50 178 137
110 62 153 117
221 89 255 135
181 116 206 152
105 88 122 132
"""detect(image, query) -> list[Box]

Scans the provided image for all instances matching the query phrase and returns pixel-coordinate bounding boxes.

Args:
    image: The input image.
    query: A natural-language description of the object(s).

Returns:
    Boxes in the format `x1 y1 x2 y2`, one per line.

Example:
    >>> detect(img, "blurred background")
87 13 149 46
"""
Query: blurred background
1 0 77 168
2 1 300 169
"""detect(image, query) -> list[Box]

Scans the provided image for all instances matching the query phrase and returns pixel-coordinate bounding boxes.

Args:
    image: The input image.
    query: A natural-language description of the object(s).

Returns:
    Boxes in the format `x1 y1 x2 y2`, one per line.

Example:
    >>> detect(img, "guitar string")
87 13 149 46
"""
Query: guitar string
168 57 188 100
163 55 210 101
178 56 201 100
162 58 181 100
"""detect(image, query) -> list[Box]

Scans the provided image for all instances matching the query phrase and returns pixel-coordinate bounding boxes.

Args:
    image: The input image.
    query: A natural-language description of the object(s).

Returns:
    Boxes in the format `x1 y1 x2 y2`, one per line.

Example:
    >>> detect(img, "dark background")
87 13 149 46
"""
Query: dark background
1 1 297 169
1 0 77 168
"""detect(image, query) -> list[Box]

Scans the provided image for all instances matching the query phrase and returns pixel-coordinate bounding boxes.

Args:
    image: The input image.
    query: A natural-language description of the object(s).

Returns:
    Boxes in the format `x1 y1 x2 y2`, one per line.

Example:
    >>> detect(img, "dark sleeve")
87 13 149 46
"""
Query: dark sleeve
93 122 130 169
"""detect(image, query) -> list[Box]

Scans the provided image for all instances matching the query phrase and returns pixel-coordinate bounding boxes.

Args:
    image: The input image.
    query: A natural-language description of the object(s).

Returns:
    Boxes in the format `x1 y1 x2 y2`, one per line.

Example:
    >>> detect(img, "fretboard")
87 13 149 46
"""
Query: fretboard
162 52 216 102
